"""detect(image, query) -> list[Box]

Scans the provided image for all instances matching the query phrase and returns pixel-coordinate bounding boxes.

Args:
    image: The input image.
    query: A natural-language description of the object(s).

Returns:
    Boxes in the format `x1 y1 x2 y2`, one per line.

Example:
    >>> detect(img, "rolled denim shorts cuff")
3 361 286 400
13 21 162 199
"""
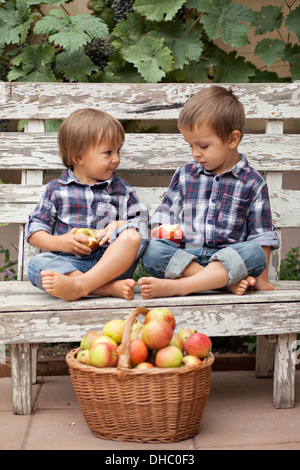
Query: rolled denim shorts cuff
32 257 77 290
210 247 248 286
165 250 197 279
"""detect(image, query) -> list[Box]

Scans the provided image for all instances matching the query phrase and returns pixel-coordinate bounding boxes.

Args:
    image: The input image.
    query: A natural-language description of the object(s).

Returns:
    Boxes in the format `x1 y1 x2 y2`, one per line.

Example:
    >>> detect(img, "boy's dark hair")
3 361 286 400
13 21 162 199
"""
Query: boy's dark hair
58 108 125 169
178 85 245 142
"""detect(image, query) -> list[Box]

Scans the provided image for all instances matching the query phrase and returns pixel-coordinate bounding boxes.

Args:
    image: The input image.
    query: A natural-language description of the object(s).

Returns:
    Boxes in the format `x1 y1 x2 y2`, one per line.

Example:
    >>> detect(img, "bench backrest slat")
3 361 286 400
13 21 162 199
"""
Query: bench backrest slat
0 133 300 172
1 82 300 119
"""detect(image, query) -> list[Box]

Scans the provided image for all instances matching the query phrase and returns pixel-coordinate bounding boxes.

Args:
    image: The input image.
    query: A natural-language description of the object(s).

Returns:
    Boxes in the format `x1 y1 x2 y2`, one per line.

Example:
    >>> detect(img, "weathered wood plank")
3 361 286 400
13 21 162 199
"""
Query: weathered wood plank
1 184 300 228
273 333 297 408
0 133 300 172
1 299 300 343
10 343 32 414
0 82 299 119
1 279 298 296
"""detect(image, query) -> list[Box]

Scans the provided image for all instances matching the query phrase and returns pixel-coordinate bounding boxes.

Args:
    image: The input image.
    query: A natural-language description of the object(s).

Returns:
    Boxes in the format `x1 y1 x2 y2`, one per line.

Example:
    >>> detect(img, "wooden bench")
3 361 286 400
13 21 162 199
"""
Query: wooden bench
0 82 300 414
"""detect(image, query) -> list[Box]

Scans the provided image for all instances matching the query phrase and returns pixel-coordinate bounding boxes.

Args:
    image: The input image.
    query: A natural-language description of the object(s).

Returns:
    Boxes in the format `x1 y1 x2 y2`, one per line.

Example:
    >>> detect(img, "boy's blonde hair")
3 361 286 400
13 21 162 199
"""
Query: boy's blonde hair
58 108 125 169
178 85 245 142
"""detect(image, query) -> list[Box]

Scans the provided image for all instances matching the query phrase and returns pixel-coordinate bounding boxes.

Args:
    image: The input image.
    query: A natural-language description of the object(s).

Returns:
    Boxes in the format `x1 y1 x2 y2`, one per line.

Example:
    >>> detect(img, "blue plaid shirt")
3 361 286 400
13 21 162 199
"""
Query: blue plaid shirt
26 169 149 244
150 153 280 249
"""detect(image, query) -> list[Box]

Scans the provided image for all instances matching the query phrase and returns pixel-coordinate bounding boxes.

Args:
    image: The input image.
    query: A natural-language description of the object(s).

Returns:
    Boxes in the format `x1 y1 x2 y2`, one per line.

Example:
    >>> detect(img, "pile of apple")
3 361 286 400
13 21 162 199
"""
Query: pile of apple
76 308 212 370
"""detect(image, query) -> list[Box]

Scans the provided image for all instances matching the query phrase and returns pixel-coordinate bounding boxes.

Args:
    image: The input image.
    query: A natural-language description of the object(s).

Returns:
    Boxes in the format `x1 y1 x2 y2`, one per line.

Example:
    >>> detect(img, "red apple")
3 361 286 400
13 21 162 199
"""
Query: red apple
90 335 118 348
76 349 91 365
144 308 176 330
142 320 173 350
134 362 155 370
80 330 101 350
184 332 212 359
129 338 149 366
177 328 195 344
155 345 183 368
75 228 100 252
90 341 118 367
153 224 184 243
169 333 184 352
182 355 202 367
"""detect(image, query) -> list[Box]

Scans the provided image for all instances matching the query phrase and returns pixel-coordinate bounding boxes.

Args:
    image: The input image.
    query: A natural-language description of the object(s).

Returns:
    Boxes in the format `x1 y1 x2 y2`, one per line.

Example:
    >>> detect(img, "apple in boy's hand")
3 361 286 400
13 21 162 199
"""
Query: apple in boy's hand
75 228 100 252
153 224 184 243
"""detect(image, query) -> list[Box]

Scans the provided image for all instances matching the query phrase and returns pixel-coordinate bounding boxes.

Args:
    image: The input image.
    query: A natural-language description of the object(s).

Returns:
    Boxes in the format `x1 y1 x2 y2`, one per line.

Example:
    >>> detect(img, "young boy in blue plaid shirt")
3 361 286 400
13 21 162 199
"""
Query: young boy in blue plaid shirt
26 108 148 301
138 85 279 299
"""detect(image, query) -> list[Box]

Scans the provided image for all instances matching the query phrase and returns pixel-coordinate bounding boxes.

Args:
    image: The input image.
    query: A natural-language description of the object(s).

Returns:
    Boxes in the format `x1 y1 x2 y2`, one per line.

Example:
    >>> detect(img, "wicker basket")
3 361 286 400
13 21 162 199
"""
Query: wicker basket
66 307 214 443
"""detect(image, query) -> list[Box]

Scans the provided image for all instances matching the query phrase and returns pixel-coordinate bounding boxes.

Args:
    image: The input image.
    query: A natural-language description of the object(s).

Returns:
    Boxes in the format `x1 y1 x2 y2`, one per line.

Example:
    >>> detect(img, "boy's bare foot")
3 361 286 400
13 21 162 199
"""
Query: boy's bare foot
92 279 136 300
41 270 136 301
226 276 256 295
253 277 274 291
138 277 183 299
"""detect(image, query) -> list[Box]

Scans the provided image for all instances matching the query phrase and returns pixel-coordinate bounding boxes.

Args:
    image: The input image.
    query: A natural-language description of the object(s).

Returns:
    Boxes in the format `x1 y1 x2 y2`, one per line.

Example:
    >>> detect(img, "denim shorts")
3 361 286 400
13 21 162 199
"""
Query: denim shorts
141 240 267 286
28 236 148 291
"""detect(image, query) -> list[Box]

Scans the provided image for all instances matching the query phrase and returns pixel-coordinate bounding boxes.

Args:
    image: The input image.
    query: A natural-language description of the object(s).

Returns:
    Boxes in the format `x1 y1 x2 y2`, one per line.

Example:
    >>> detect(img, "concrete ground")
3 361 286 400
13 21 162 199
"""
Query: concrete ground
1 370 300 450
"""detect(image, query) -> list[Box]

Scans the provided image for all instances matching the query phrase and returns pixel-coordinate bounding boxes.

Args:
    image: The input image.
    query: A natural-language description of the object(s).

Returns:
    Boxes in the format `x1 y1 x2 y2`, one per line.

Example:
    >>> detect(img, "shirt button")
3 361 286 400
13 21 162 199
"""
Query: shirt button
215 176 220 182
208 220 213 225
212 199 217 204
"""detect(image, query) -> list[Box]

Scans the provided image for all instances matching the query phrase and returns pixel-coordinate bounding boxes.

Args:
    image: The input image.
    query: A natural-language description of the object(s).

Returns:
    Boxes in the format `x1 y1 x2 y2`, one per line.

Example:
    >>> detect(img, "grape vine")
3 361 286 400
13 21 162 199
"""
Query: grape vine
111 0 134 23
85 38 114 70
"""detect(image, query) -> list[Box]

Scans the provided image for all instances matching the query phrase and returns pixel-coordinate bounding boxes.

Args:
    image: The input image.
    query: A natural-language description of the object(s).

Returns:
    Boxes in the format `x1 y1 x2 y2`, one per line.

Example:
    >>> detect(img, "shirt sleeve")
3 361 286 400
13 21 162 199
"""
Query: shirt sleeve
116 185 149 241
150 168 183 229
25 182 58 242
247 182 280 249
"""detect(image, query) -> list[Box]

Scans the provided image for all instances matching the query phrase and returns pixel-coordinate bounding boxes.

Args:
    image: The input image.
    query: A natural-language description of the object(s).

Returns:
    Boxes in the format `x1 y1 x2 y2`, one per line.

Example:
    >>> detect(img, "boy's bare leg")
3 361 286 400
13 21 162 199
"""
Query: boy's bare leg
40 228 141 301
138 260 256 299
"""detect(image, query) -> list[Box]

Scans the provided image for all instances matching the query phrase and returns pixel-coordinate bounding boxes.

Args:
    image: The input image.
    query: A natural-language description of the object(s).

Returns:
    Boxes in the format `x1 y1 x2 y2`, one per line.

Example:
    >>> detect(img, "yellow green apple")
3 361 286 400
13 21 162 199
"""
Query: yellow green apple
102 319 125 344
75 228 100 252
76 349 91 365
89 342 118 368
177 328 195 344
80 330 101 350
182 355 202 366
155 345 183 368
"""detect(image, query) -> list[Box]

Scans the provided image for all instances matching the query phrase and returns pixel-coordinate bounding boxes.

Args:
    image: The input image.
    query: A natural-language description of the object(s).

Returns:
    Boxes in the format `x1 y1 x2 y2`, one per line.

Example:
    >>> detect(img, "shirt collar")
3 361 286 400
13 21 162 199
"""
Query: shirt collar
58 168 113 189
190 153 250 182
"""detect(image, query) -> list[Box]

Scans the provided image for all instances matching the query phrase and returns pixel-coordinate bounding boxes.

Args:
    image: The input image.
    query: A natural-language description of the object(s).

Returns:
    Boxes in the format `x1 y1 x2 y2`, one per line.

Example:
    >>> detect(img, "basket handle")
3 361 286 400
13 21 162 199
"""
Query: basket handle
117 306 149 370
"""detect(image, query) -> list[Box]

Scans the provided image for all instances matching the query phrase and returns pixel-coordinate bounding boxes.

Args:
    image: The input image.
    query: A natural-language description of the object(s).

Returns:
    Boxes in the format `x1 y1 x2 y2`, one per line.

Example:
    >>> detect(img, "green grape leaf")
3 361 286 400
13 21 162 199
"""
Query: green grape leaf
285 5 300 42
150 21 203 69
34 10 109 53
123 35 173 82
290 54 300 81
213 51 255 82
0 1 39 46
134 0 185 21
199 0 254 47
8 43 56 81
255 38 285 66
252 6 283 36
112 12 146 50
55 50 98 82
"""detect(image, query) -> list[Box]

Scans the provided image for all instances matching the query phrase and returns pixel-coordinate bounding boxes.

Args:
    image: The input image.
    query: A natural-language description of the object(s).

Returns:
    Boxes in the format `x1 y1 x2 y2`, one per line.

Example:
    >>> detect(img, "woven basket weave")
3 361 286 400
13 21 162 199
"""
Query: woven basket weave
66 307 214 443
